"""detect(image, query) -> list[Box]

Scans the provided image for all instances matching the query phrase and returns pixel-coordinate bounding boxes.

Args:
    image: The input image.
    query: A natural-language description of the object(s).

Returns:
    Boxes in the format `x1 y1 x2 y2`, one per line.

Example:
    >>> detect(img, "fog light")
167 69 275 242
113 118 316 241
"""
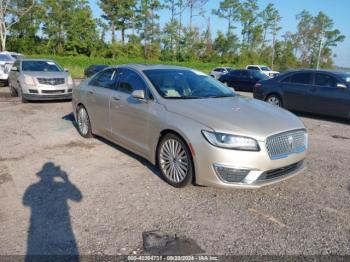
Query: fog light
213 164 250 183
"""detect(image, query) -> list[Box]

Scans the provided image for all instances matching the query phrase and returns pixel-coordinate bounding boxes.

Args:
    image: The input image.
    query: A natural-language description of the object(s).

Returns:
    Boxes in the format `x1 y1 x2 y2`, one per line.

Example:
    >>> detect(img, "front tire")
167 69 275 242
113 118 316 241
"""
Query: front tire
9 85 18 97
157 133 193 188
76 106 93 138
18 86 28 103
266 94 283 107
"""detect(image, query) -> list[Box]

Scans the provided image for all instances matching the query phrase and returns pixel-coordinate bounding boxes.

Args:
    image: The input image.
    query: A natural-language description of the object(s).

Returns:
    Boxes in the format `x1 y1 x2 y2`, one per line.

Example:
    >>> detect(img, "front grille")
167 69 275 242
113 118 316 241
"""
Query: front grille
266 129 307 160
258 161 303 181
42 90 65 94
37 78 65 85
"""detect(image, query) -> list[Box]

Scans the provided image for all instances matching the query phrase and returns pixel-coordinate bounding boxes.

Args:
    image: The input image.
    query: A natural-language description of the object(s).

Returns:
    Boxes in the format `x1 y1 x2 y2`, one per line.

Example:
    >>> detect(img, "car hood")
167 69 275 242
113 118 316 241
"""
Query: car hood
162 95 305 141
22 71 70 78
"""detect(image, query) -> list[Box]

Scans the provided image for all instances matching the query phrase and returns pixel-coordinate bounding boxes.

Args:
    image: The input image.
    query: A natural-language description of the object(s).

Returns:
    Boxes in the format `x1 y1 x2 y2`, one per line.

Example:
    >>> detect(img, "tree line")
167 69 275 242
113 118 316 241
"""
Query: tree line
2 0 346 70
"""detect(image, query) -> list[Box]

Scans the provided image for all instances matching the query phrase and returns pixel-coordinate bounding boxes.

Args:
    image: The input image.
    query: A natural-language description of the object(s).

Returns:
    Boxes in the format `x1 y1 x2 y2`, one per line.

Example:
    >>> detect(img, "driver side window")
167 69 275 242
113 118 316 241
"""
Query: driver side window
117 68 147 94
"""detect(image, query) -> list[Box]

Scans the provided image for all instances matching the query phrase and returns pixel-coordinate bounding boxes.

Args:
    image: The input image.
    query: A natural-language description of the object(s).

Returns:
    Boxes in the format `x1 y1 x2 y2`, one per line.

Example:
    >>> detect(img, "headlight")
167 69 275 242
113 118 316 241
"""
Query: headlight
68 76 74 86
24 75 35 85
202 130 260 151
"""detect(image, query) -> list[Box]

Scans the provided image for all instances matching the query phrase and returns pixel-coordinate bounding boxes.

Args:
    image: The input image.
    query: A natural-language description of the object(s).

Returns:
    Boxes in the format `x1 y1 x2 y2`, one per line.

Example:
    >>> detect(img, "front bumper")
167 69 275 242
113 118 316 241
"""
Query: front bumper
21 82 73 101
193 139 307 189
23 93 72 101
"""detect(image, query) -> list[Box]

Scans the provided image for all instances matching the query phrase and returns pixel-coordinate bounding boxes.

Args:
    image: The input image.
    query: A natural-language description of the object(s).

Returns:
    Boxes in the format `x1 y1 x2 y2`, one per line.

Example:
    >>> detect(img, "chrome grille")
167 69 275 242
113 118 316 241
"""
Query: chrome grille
266 130 307 160
37 78 65 85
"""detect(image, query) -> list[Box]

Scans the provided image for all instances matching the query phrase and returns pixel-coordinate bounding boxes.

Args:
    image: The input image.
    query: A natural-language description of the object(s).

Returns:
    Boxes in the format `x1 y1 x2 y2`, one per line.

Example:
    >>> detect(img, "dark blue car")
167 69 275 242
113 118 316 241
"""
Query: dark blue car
253 70 350 119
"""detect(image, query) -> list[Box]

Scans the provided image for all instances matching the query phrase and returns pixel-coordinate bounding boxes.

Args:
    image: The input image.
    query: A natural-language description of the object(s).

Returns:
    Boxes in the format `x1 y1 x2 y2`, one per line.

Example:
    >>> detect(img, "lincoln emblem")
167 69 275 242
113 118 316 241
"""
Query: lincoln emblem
288 136 294 150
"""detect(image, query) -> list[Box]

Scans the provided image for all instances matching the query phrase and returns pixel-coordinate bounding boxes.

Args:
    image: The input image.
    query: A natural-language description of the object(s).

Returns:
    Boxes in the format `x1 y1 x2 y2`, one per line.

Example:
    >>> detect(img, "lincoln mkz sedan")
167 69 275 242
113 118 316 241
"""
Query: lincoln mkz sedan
72 65 307 189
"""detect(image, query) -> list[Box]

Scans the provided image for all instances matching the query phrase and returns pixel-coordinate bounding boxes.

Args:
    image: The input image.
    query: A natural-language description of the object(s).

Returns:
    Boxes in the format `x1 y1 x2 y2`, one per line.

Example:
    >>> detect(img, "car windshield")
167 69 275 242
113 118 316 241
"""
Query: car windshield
338 73 350 83
22 61 62 72
143 69 236 99
251 70 270 80
261 66 272 71
0 54 14 61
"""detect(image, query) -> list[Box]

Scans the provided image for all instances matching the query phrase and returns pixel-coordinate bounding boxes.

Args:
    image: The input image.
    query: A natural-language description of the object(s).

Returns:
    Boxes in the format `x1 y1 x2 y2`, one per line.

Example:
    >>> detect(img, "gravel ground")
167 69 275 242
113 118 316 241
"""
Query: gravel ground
0 87 349 256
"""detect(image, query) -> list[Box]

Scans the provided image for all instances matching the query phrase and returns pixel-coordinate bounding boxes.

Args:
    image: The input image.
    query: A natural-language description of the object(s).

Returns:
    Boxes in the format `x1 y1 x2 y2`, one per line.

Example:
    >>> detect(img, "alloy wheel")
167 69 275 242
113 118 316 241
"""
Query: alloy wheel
267 95 282 107
159 138 189 184
77 107 90 136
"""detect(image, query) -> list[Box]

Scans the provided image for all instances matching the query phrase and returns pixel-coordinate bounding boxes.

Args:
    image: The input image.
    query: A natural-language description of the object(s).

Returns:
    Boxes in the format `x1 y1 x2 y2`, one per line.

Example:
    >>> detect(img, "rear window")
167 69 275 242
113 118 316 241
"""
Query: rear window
247 66 259 70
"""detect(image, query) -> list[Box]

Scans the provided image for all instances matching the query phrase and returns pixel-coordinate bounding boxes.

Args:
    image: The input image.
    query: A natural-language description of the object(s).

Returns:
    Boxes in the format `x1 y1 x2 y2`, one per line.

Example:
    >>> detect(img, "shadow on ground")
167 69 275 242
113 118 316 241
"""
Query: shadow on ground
23 162 82 261
294 111 350 125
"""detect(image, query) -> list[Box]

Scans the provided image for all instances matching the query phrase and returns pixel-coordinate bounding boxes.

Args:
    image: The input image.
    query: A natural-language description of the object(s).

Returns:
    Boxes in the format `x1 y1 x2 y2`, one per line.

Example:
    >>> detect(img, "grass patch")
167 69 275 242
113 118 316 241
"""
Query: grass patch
28 55 234 78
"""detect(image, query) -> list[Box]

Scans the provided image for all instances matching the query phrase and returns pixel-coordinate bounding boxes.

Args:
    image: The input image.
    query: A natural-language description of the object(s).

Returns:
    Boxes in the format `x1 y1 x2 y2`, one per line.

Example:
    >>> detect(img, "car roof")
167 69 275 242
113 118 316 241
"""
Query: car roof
19 58 56 62
285 69 350 75
110 64 193 71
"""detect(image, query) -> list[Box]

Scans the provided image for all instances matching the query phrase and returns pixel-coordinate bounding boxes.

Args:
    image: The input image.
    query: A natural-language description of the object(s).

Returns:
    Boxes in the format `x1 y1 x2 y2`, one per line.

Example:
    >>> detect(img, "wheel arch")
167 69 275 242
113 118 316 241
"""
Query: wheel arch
155 129 197 184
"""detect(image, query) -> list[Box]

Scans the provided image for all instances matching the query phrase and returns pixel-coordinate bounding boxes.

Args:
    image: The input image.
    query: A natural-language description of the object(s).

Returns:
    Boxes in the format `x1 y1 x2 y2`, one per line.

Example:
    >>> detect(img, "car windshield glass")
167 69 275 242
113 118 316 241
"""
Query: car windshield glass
0 54 14 61
22 61 62 72
261 66 271 71
338 73 350 83
143 69 236 99
251 70 270 80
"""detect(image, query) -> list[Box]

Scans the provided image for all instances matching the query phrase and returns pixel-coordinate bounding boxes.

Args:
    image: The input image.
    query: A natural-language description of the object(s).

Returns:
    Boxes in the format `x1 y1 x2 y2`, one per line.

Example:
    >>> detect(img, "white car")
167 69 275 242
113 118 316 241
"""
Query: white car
246 65 279 78
0 52 15 84
210 67 234 79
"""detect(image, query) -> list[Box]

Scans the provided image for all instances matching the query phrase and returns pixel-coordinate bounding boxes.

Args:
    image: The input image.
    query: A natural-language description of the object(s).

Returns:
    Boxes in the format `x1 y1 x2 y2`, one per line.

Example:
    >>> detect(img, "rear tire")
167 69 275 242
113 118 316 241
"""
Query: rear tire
266 94 283 107
157 133 193 188
76 106 93 138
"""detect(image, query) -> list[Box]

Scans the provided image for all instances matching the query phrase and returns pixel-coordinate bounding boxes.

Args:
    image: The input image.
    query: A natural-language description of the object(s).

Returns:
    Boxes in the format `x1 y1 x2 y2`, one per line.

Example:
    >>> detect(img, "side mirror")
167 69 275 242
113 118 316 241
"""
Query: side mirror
131 90 146 100
64 68 69 72
337 83 347 89
11 66 18 72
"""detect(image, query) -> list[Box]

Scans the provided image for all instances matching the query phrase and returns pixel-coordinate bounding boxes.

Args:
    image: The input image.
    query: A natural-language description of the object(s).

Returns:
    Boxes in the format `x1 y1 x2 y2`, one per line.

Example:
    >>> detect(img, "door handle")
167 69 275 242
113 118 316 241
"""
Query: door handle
88 91 94 95
112 96 120 101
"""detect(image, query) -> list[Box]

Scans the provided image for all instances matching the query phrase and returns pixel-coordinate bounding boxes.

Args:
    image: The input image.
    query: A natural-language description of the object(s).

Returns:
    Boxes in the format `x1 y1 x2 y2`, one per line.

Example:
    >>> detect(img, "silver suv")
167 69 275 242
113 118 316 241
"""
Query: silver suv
8 59 74 102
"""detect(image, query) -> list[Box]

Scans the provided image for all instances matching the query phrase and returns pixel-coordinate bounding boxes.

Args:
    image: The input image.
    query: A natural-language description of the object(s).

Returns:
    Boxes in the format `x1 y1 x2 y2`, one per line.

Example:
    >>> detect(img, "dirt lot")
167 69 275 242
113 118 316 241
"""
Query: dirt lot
0 86 349 256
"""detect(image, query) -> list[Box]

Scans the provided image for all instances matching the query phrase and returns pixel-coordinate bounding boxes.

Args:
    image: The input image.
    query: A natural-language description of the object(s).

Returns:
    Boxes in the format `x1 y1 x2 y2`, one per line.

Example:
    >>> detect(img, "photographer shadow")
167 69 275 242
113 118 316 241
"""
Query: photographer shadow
23 162 82 261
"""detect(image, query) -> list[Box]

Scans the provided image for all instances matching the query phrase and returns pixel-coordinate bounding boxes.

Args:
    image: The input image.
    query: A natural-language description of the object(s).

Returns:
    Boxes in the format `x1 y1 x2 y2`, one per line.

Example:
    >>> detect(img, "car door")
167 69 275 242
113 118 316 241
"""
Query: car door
282 72 313 111
227 70 242 89
239 70 254 90
9 60 20 89
85 68 117 136
309 73 350 118
109 68 154 157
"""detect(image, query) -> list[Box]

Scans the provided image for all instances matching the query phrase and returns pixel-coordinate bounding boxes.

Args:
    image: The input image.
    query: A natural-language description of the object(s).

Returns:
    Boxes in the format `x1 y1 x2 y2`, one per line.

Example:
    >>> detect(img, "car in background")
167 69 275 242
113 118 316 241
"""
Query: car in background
246 65 279 78
73 64 307 189
253 69 350 119
218 69 269 91
8 59 74 102
210 67 234 79
8 52 23 60
84 64 108 78
0 52 15 85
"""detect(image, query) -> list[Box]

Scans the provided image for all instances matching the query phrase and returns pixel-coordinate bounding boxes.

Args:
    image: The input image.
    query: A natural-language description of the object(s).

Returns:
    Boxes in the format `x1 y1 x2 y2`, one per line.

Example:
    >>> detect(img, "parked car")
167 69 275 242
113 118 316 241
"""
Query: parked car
253 69 350 119
218 69 269 91
8 59 74 102
73 64 307 189
0 52 15 85
246 65 279 78
210 67 234 79
7 51 23 60
84 64 108 78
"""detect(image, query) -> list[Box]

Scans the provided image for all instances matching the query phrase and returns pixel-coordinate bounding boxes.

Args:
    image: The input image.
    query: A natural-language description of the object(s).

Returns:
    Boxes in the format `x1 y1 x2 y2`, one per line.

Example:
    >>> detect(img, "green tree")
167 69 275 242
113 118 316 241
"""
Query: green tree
212 0 240 35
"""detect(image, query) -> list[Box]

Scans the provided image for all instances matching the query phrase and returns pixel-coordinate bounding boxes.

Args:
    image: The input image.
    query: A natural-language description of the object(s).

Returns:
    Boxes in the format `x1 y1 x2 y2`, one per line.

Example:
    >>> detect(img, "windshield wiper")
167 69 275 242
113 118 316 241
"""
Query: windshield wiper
207 94 234 98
